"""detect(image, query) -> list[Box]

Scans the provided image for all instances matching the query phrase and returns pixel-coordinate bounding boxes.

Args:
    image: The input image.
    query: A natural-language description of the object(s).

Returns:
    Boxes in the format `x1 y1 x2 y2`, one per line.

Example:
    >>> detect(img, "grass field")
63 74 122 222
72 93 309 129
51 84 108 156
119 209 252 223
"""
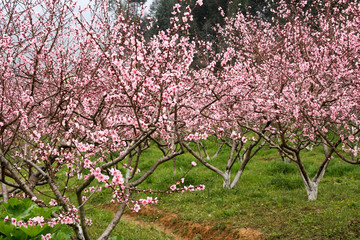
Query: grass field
81 144 360 239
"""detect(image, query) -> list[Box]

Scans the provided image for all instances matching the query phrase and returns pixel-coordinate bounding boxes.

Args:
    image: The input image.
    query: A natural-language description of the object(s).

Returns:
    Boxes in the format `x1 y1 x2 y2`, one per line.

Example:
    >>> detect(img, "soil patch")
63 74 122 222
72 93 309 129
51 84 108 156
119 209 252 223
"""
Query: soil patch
105 204 263 240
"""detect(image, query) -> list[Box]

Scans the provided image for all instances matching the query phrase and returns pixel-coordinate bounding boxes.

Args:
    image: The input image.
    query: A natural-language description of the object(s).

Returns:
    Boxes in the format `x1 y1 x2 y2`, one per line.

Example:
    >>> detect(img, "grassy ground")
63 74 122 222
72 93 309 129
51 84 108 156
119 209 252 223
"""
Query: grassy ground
39 143 360 239
86 207 176 240
123 145 360 240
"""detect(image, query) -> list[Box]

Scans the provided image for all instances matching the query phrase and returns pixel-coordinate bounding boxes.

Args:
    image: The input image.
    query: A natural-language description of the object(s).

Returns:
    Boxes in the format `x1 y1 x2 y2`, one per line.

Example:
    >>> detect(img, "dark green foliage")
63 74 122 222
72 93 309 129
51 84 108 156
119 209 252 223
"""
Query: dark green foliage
192 0 228 41
154 0 176 32
0 198 71 240
229 0 270 17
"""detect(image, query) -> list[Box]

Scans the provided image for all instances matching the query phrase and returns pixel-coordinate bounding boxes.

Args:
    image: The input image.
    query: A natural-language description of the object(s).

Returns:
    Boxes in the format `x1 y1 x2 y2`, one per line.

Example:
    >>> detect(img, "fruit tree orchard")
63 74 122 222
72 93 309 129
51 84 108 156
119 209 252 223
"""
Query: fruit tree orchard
0 0 359 239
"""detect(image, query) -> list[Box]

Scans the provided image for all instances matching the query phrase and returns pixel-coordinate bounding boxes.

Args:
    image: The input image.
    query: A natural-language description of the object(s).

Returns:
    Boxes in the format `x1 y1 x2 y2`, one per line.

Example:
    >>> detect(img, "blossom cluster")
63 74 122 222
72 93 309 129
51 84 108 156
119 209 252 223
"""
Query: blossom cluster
185 132 208 141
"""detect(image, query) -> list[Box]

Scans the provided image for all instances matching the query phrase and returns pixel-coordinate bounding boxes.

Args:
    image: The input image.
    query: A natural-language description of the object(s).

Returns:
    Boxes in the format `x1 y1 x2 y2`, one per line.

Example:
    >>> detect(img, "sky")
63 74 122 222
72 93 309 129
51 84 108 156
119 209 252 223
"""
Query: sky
76 0 155 14
31 0 156 22
145 0 154 10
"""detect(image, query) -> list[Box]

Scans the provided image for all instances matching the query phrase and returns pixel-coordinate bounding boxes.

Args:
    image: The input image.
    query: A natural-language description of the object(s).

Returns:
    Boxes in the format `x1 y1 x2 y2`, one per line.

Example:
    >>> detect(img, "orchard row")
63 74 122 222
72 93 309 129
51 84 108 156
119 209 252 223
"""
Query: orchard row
0 0 359 239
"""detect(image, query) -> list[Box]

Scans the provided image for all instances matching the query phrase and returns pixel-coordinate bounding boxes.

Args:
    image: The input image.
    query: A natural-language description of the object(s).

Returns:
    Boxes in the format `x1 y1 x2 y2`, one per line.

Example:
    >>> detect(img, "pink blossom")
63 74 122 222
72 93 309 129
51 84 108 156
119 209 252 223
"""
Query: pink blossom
49 199 57 206
141 199 148 206
28 219 34 227
91 167 101 176
191 161 197 166
86 219 93 226
41 233 52 240
61 216 74 225
112 175 124 185
96 174 109 182
32 216 44 224
146 197 153 204
348 135 355 142
133 204 141 213
170 184 176 191
11 218 17 226
48 219 57 227
17 220 24 227
196 0 203 6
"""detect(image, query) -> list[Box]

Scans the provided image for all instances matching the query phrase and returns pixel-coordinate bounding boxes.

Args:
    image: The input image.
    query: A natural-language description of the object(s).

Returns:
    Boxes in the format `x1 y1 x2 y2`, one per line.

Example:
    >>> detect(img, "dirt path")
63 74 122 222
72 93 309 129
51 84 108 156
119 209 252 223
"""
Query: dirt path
107 204 264 240
121 212 184 240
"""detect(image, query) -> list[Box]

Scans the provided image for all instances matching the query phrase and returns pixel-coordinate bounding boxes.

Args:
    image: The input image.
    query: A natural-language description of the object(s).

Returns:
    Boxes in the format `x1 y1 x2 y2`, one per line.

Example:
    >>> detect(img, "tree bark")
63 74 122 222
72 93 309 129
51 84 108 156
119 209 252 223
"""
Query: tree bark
304 181 319 201
222 170 231 189
97 202 127 240
0 166 8 202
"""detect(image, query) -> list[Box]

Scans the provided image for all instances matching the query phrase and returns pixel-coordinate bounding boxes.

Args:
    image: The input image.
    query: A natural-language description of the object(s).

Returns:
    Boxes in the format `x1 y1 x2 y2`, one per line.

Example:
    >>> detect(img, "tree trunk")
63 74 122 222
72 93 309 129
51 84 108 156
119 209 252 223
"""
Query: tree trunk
97 201 127 240
222 170 231 189
1 182 8 202
230 168 244 189
296 161 319 201
305 181 319 201
0 167 8 202
173 157 176 175
74 223 86 240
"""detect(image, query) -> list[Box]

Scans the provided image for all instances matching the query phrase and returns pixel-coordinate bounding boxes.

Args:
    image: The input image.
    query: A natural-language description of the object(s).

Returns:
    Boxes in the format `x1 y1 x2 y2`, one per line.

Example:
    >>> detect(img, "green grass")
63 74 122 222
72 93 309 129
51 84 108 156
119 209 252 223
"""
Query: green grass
128 144 360 240
32 142 360 239
86 207 175 240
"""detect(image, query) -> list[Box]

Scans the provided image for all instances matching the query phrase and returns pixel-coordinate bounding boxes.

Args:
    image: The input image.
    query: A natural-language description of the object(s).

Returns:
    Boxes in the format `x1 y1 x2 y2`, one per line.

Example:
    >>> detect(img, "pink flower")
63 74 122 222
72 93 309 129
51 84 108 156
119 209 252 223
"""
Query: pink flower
96 174 109 182
11 218 17 226
48 219 57 227
146 197 153 204
86 219 92 226
41 233 52 240
17 220 23 227
84 159 92 168
196 0 203 6
61 216 74 225
348 135 355 142
112 175 124 185
91 167 101 176
191 161 197 166
28 219 34 227
49 199 57 206
180 178 185 183
170 184 176 191
133 204 140 213
4 216 9 222
32 216 44 224
141 199 148 206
